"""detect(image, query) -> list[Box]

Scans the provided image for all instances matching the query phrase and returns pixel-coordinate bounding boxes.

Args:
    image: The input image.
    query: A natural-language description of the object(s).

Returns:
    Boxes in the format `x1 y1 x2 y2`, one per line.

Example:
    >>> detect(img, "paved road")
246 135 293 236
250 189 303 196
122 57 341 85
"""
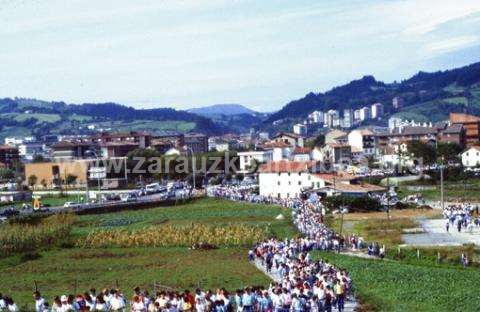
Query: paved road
252 258 357 312
403 218 480 246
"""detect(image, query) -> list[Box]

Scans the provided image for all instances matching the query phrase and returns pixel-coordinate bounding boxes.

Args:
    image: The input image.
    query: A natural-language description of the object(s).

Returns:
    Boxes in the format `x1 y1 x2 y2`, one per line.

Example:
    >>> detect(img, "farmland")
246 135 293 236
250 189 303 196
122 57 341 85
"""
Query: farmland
0 198 289 308
315 252 480 312
1 197 479 311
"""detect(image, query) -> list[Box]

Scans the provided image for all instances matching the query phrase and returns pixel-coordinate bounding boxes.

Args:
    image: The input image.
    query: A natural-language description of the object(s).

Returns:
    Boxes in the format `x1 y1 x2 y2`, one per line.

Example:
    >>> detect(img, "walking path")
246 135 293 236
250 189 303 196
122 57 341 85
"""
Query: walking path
252 258 358 312
403 218 480 246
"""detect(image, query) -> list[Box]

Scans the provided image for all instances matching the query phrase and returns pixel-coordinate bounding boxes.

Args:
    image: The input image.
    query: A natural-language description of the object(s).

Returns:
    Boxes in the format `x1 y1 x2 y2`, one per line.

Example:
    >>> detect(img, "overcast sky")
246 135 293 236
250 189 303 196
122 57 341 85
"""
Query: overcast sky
1 0 480 112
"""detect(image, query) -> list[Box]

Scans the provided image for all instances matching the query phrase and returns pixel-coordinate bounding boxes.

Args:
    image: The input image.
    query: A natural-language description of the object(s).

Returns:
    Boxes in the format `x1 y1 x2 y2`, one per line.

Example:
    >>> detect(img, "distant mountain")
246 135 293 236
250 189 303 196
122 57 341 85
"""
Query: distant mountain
265 61 480 128
0 99 227 140
188 104 257 116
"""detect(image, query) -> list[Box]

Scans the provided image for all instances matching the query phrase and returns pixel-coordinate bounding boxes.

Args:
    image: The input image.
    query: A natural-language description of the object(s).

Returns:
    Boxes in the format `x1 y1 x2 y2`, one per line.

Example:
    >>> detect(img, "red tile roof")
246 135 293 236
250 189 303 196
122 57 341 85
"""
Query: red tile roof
258 160 317 173
293 147 312 154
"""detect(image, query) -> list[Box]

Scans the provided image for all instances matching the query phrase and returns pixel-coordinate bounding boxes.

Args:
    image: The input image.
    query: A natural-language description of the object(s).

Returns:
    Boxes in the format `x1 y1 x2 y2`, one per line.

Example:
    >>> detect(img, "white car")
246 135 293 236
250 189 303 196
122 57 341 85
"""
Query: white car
63 202 80 208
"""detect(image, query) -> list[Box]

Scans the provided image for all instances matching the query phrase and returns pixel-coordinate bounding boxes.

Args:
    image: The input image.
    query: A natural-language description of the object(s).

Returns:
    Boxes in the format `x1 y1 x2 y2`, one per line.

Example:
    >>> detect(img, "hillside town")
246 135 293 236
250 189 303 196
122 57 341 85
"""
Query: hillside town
0 111 478 199
3 1 480 311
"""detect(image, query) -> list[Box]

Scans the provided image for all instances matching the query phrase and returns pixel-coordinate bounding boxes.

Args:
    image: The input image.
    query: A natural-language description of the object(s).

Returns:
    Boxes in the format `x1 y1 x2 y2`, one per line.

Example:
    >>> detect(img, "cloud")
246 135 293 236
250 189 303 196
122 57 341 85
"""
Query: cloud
400 0 480 35
424 35 478 54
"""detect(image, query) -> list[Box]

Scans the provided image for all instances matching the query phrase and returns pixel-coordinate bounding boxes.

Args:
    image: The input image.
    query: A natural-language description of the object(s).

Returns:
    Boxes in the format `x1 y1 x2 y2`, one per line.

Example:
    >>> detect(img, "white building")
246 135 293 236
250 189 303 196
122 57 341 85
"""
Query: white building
18 142 45 161
388 117 403 130
324 110 340 128
308 111 324 124
237 150 274 173
258 160 384 199
348 129 377 156
258 161 327 199
359 107 371 121
371 103 384 119
343 109 354 128
293 123 308 136
353 109 361 121
461 146 480 167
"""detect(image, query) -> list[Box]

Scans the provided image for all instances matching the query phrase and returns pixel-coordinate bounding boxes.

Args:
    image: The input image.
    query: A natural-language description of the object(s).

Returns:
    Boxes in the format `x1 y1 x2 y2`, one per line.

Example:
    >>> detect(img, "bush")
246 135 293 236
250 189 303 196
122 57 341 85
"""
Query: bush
20 251 42 262
79 223 268 248
0 214 75 257
323 195 382 212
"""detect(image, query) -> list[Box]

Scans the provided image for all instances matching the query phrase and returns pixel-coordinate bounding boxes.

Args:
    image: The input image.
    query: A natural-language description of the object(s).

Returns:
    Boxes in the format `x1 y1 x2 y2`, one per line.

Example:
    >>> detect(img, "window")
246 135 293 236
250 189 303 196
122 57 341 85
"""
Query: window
286 193 290 198
278 173 281 176
288 181 291 185
298 181 302 186
288 173 291 176
298 172 301 176
317 182 320 188
277 193 281 199
312 182 315 187
277 181 281 186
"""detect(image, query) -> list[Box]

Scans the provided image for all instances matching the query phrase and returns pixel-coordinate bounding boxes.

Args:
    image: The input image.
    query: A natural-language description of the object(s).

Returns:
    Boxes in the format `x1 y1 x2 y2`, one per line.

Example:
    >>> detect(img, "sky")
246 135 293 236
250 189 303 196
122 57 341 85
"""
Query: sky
1 0 480 112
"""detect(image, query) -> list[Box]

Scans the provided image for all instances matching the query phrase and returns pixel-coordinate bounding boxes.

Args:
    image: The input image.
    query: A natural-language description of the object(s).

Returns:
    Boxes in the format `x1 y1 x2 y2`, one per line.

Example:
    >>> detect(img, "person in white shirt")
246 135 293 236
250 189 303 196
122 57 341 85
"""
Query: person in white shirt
131 295 147 312
33 291 46 312
0 293 7 310
5 297 19 312
109 291 126 311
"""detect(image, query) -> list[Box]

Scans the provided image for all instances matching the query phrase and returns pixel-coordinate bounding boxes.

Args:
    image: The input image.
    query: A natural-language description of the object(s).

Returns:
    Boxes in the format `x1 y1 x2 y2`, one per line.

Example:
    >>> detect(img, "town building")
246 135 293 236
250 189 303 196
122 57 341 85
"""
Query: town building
24 158 127 189
237 150 274 173
258 160 384 199
325 130 347 144
324 110 340 128
342 109 354 128
348 129 377 156
371 103 384 119
293 123 308 136
184 133 209 153
450 113 480 147
0 145 20 167
291 147 312 162
18 142 45 161
461 146 480 168
272 132 305 148
308 111 324 124
392 97 404 110
359 107 371 121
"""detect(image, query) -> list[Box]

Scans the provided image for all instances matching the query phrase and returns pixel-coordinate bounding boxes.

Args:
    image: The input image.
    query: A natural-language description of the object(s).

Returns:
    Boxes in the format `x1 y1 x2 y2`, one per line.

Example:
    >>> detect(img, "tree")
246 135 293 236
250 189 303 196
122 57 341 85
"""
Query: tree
65 174 78 187
32 154 49 163
0 168 15 181
28 174 38 189
307 134 325 148
436 142 462 163
407 140 436 165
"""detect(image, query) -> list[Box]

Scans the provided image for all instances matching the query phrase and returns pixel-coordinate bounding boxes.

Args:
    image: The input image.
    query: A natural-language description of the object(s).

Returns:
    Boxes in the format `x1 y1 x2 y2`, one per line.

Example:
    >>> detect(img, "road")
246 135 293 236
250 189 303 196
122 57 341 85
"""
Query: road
403 218 480 246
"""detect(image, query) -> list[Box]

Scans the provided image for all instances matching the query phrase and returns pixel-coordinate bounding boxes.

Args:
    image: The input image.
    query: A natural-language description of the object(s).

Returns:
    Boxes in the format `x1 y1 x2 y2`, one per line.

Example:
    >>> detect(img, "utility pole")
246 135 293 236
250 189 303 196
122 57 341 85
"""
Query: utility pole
440 156 445 211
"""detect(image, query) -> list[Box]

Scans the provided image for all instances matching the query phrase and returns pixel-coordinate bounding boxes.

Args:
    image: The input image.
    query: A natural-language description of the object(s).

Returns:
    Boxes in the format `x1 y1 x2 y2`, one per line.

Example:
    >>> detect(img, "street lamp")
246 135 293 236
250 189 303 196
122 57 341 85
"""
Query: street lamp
439 156 445 211
184 146 196 191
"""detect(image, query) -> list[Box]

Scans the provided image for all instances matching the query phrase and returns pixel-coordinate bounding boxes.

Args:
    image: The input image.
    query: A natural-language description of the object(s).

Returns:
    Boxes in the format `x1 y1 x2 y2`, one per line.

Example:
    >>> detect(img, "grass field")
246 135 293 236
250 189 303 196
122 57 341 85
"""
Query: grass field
315 252 480 312
73 198 295 238
0 198 289 308
397 183 480 202
1 197 479 311
327 209 440 246
0 247 269 310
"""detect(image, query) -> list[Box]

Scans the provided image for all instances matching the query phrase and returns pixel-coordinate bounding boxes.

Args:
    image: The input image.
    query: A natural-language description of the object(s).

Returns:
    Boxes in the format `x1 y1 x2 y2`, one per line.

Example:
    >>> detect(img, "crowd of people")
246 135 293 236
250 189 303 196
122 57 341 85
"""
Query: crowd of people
442 203 479 233
1 185 356 312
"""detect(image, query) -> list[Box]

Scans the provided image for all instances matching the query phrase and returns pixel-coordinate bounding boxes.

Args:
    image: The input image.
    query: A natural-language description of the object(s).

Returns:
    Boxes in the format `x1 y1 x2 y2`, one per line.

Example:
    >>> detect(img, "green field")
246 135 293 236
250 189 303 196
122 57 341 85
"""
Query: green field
314 252 480 312
1 197 479 311
4 113 61 123
0 247 269 310
0 198 289 308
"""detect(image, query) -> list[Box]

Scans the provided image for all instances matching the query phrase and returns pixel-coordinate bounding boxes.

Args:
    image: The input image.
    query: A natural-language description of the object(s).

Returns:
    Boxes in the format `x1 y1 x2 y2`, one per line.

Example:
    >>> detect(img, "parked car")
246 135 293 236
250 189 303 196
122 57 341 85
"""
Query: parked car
0 207 19 218
63 202 81 208
120 193 138 202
